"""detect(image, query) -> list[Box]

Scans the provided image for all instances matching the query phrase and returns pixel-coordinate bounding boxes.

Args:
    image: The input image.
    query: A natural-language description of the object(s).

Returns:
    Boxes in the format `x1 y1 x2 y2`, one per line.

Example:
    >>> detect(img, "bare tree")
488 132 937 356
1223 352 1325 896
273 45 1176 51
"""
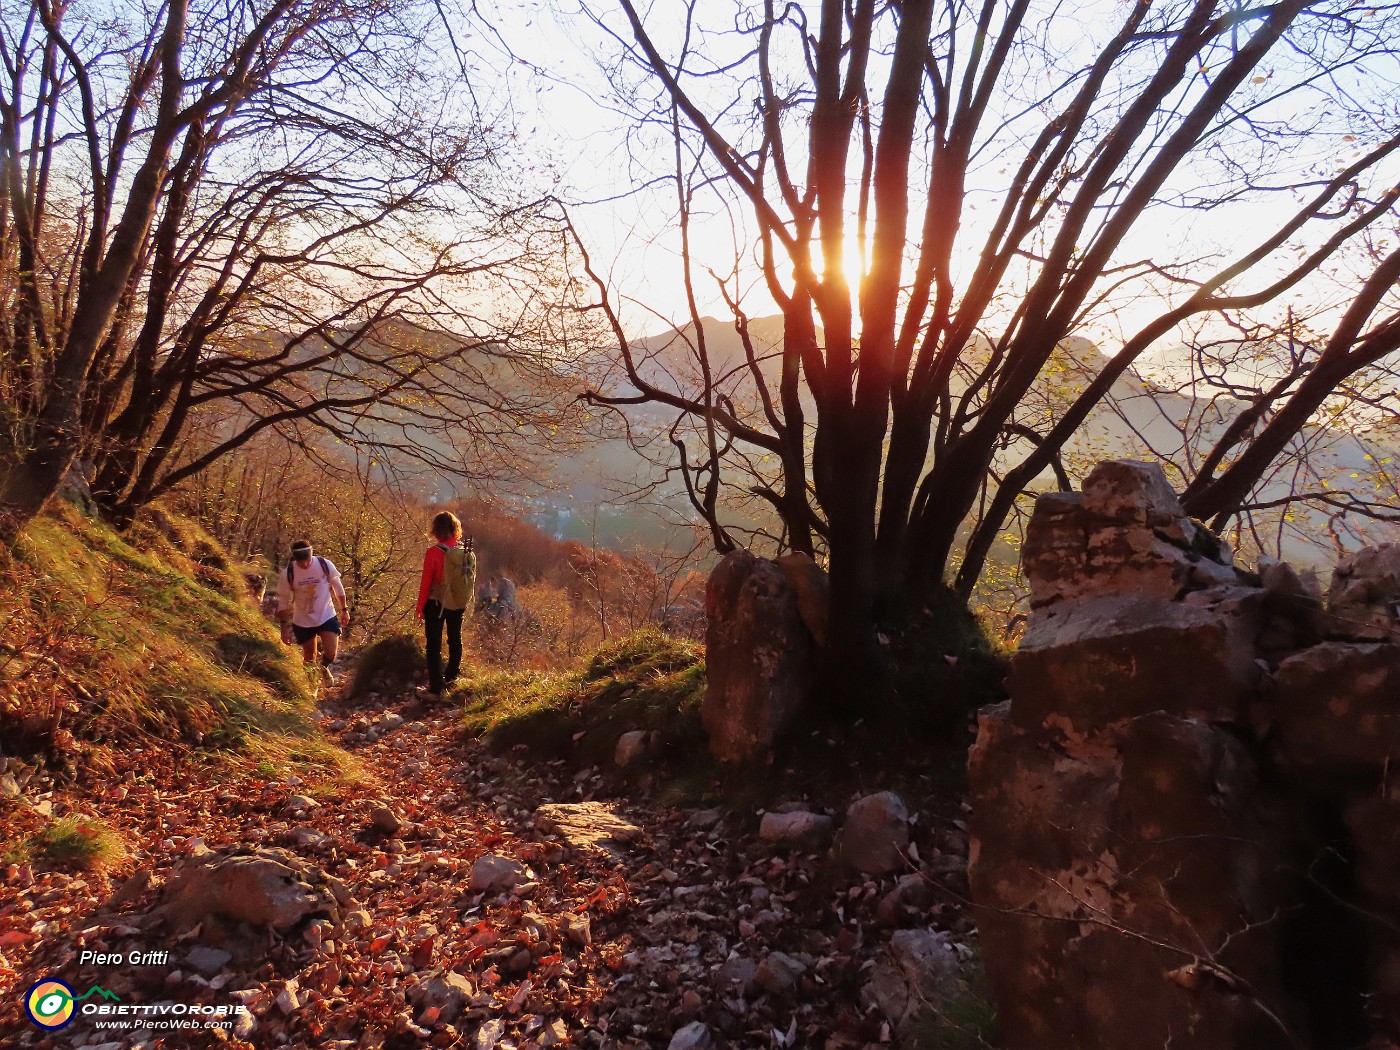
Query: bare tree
569 0 1400 697
0 0 581 538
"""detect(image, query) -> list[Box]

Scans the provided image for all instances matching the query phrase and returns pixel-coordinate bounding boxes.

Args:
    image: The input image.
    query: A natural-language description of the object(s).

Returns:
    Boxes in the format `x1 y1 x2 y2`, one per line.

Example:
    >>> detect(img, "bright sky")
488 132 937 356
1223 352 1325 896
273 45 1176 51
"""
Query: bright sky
469 0 1400 350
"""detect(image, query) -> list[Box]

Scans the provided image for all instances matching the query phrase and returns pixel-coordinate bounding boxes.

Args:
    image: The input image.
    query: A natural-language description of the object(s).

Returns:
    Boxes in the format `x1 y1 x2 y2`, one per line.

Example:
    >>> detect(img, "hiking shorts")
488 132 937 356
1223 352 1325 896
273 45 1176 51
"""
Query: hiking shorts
292 616 340 644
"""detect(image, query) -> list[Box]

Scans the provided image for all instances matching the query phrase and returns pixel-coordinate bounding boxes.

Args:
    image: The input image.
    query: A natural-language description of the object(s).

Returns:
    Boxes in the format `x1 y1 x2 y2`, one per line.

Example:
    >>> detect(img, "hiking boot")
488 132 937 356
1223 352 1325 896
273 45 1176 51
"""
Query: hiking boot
319 664 336 686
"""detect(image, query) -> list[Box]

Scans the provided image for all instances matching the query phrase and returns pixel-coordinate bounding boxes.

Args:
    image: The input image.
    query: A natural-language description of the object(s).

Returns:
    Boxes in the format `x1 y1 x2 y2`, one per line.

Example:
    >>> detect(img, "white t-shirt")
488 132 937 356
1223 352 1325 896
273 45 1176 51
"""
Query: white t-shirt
276 557 346 628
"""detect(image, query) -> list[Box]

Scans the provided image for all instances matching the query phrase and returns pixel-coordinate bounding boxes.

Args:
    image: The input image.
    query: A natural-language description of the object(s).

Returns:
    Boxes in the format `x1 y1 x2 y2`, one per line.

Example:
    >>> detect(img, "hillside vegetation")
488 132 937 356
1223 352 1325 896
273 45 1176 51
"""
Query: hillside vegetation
0 501 324 772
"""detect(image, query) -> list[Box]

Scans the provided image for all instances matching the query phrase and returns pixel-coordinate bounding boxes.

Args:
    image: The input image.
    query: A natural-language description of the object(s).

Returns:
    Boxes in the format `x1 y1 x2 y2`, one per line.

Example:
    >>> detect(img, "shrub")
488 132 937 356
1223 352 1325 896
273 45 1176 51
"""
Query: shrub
460 627 706 764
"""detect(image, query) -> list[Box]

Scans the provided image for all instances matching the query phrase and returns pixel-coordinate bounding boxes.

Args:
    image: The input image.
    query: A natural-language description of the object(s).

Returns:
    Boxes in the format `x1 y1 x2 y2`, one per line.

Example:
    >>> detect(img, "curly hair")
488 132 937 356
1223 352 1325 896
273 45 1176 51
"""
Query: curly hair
429 511 462 542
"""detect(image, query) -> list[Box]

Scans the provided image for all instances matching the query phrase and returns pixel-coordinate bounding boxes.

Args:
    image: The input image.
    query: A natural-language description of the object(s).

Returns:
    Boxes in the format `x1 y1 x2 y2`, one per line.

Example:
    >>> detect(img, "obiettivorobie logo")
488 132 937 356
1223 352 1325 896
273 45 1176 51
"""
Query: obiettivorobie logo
24 978 120 1030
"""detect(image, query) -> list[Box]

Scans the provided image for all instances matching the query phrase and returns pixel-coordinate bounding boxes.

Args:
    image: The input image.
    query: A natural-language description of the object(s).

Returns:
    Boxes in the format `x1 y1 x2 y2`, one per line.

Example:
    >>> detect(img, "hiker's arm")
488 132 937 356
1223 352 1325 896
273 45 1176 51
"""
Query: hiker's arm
416 547 442 620
329 567 349 622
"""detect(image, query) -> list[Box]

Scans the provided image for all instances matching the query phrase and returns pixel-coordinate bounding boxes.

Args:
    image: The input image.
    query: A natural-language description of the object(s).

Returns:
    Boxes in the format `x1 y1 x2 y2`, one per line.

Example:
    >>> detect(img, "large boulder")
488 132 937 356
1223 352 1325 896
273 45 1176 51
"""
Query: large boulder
154 849 344 931
702 550 813 762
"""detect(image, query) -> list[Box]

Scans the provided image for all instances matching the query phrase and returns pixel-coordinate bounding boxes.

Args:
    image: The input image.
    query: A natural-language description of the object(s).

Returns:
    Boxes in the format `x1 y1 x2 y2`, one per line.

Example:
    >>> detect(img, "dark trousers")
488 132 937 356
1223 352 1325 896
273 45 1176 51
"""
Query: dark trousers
423 600 464 693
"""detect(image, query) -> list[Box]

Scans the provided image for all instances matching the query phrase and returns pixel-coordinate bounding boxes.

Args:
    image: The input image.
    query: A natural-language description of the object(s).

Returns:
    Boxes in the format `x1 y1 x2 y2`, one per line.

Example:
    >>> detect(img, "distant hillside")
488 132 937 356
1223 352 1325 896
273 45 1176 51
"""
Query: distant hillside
556 315 1397 565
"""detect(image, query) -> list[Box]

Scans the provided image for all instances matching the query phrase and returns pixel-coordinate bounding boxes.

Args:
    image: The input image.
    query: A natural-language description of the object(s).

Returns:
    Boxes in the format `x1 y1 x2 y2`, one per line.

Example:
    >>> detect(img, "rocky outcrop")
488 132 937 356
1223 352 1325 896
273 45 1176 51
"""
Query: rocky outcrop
1325 542 1400 642
702 550 814 762
970 459 1400 1050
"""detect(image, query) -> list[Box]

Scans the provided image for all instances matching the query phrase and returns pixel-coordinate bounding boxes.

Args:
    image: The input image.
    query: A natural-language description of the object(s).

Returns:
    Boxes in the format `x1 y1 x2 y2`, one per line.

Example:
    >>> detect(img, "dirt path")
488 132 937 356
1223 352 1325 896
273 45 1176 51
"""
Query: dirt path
2 678 974 1049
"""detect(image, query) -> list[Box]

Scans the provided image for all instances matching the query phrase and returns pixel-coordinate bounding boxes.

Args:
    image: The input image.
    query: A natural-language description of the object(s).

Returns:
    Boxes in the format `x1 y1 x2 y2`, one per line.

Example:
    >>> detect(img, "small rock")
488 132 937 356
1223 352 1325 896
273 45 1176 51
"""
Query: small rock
290 826 330 850
154 849 343 930
687 808 723 831
186 946 232 976
538 1018 568 1047
370 807 403 835
100 868 153 913
667 1021 714 1050
412 969 474 1024
380 712 405 730
760 810 834 850
755 951 807 996
343 909 373 932
0 774 20 798
469 855 528 893
614 730 654 768
560 912 591 948
712 956 758 995
838 792 910 875
275 979 300 1015
286 795 318 813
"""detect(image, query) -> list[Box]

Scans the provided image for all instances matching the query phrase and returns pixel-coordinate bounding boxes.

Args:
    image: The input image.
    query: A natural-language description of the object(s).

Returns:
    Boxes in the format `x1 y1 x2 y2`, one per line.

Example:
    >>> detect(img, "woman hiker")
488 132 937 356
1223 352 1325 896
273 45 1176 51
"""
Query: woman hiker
276 539 349 685
416 511 477 697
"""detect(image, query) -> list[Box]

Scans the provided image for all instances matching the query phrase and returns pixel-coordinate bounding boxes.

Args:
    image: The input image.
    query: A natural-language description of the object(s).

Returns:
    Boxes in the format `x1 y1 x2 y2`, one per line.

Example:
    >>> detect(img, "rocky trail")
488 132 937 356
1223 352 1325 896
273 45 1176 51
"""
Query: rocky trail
2 676 979 1050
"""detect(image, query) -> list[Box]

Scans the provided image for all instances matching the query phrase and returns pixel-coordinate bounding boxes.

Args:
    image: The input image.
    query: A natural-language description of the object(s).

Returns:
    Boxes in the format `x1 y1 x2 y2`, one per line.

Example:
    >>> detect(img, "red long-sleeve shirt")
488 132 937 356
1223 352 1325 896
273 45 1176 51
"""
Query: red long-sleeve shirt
415 538 458 618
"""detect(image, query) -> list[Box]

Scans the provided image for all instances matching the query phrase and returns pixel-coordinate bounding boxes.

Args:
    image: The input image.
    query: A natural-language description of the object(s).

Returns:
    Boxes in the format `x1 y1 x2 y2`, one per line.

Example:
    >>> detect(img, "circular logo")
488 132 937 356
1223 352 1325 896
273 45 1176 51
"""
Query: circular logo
25 978 76 1029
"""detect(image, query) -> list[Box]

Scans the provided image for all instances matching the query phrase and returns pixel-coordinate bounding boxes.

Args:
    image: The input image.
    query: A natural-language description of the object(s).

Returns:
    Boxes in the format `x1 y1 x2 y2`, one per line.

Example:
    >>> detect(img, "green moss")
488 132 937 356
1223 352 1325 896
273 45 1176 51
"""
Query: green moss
459 627 707 764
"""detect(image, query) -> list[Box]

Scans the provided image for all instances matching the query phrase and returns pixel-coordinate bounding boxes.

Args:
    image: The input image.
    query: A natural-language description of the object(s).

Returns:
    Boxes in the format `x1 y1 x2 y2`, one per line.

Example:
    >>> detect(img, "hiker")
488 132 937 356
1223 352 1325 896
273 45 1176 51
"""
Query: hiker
276 539 349 684
416 511 477 696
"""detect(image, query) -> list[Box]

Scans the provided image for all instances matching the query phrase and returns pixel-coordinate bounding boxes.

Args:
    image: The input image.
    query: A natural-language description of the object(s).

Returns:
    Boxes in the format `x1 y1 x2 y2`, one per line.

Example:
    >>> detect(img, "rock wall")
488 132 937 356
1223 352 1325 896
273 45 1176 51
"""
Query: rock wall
969 460 1400 1049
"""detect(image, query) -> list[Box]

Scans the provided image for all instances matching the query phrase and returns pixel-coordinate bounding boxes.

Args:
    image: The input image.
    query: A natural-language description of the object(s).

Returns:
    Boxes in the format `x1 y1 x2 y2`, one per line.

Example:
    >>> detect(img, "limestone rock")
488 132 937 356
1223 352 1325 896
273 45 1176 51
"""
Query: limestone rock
759 810 834 851
1325 542 1400 642
1021 461 1240 609
969 705 1290 1050
1345 796 1400 1025
712 955 758 995
533 801 644 856
154 849 341 931
411 969 474 1024
185 946 232 976
667 1021 714 1050
1007 591 1261 732
468 855 528 893
837 792 910 876
703 550 813 762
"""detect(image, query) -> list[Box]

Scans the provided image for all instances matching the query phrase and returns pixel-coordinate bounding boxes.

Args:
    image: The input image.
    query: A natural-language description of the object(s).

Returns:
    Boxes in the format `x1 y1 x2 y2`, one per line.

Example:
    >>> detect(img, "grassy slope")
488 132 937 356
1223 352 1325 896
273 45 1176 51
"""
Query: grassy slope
0 501 322 761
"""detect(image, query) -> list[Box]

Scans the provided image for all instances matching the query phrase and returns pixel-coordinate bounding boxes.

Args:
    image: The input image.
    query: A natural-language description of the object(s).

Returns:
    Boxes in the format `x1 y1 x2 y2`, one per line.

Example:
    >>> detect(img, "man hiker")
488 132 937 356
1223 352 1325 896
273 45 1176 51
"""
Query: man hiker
416 511 476 697
276 539 349 684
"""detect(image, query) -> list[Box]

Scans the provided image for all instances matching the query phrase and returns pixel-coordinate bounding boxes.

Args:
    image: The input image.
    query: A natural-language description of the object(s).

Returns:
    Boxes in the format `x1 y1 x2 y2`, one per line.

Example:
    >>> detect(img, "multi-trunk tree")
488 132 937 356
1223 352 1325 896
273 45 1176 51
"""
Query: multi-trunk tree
574 0 1400 693
0 0 578 539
